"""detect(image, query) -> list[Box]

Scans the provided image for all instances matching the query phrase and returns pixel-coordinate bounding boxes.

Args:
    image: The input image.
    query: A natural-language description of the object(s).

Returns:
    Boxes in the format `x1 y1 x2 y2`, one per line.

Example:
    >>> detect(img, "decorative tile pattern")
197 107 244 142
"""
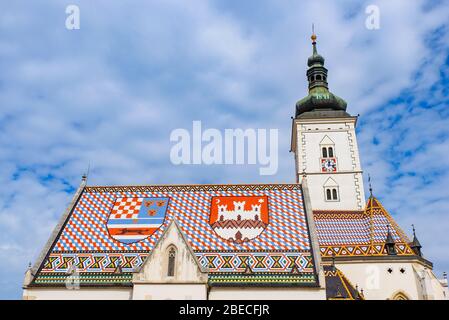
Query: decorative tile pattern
39 184 316 280
33 273 133 285
107 197 169 244
208 273 317 286
314 197 414 257
42 252 148 272
54 185 310 252
110 198 142 219
196 251 314 273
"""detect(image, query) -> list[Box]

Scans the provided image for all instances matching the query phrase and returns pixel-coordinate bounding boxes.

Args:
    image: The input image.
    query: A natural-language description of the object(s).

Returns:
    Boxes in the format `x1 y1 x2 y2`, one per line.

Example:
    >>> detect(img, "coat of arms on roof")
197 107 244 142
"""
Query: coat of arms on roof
209 196 269 243
106 197 169 244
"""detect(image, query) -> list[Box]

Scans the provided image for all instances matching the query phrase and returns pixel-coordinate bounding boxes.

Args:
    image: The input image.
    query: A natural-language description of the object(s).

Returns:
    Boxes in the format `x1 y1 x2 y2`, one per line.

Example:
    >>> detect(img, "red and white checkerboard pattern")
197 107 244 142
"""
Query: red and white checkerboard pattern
109 197 143 219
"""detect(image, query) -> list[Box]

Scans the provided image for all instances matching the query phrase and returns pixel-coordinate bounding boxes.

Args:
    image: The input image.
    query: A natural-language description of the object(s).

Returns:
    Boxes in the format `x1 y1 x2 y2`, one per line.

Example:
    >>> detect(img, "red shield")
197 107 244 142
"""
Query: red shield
210 196 269 243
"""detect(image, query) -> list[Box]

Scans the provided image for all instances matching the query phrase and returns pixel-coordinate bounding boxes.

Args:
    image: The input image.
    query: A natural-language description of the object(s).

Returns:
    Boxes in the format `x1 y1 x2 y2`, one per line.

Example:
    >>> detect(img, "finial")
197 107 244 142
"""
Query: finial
443 272 447 280
82 163 90 182
28 262 32 269
368 174 373 197
311 23 317 43
410 223 422 257
385 224 397 255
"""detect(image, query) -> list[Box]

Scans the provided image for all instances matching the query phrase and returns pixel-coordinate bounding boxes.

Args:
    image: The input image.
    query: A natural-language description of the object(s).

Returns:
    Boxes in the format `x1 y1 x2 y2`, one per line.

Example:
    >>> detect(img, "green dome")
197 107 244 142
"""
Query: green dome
295 88 347 117
307 52 325 67
295 34 349 118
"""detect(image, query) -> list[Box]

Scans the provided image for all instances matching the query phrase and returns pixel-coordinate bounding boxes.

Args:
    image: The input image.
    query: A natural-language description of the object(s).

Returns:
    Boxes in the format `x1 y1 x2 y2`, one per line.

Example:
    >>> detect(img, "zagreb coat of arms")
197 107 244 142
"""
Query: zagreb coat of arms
209 196 269 243
106 197 169 244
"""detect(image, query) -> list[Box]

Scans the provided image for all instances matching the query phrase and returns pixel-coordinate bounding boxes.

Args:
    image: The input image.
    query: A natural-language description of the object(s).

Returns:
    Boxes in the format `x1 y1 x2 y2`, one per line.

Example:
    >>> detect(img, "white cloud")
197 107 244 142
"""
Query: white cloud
0 0 448 298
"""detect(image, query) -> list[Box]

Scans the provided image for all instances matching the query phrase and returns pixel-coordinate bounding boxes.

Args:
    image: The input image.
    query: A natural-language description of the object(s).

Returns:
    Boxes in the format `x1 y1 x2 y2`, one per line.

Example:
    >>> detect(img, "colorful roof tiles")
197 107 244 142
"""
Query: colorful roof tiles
34 184 318 286
314 196 414 257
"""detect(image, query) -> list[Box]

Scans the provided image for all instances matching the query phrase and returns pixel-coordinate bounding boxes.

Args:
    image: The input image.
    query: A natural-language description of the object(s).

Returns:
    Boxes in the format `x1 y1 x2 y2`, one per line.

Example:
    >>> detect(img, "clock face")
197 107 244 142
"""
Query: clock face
321 158 337 172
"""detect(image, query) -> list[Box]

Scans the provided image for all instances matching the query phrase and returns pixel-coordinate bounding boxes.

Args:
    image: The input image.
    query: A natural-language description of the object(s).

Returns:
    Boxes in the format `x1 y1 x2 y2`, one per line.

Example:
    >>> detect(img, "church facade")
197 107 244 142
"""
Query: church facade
23 34 447 300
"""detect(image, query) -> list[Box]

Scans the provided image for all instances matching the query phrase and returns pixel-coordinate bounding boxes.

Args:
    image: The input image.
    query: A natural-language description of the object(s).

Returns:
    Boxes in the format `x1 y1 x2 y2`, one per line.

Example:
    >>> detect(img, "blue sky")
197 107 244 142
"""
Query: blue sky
1 0 448 299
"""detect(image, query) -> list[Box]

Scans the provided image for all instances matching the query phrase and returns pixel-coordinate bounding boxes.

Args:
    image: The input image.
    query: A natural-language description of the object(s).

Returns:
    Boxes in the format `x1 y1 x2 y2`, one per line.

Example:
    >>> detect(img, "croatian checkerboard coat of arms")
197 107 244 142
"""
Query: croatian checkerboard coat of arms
106 197 169 244
209 196 269 243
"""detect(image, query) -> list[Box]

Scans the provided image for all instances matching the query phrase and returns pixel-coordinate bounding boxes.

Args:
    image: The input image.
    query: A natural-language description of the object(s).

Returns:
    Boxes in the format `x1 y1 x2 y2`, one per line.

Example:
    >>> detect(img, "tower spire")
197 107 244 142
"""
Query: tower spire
410 224 423 257
385 224 397 255
295 30 348 118
311 24 317 55
306 29 326 90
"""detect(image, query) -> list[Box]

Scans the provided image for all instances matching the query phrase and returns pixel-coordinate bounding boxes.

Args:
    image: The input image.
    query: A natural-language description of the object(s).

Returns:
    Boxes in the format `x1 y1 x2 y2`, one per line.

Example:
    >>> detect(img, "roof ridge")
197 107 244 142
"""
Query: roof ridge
313 210 365 214
86 182 301 188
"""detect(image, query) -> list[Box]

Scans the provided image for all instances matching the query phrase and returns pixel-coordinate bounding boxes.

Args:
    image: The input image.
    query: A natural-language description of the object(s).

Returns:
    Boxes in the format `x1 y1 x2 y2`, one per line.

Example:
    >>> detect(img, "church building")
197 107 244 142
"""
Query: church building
22 34 447 300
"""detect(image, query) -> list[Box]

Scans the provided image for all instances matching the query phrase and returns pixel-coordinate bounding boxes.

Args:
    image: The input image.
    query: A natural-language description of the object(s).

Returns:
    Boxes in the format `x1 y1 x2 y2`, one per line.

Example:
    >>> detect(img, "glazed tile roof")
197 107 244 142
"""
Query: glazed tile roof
314 197 414 257
323 265 362 300
33 183 318 286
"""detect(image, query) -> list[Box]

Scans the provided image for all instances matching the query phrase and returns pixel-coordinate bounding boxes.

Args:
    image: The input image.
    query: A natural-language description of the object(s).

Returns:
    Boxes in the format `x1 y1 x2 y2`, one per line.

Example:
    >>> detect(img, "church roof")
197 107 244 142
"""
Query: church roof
313 196 414 257
31 183 319 287
323 265 363 300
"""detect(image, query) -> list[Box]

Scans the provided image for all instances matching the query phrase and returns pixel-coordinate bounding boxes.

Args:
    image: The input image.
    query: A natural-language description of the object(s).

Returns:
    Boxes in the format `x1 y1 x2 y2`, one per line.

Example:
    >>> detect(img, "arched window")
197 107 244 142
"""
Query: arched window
392 292 409 300
322 146 335 159
317 75 322 81
320 136 336 161
326 189 332 200
332 188 338 200
322 147 328 158
325 187 339 202
167 247 176 277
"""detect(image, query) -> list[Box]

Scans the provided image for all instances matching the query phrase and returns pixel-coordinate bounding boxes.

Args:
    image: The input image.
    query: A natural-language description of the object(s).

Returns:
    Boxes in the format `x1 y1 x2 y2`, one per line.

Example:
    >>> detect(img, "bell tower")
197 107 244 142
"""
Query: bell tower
291 33 365 210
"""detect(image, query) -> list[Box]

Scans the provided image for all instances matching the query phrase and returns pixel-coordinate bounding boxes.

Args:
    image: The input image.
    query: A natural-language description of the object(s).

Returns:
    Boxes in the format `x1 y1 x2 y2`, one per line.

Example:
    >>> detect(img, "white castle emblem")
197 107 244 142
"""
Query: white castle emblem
211 199 268 243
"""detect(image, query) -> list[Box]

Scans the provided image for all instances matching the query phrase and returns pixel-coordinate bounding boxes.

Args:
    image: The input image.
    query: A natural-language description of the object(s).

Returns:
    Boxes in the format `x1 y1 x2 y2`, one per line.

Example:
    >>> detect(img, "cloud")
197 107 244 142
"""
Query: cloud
0 0 448 298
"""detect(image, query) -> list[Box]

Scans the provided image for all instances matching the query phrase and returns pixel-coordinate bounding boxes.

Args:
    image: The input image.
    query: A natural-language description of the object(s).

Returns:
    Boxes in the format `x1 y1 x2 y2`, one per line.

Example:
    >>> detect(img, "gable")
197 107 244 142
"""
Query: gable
320 135 335 145
133 220 207 283
323 177 338 187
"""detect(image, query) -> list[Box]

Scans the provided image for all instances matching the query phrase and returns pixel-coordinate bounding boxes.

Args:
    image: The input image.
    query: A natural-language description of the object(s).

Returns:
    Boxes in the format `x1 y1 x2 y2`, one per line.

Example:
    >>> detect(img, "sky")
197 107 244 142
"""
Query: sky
0 0 448 299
